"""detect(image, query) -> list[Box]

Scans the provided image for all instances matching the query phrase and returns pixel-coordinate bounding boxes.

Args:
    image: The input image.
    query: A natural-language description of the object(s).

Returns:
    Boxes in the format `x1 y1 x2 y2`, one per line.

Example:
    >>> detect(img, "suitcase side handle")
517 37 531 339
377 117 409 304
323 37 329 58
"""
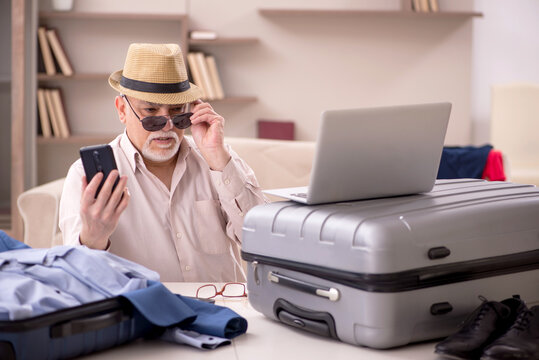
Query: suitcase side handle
50 309 129 338
273 298 339 340
268 271 340 302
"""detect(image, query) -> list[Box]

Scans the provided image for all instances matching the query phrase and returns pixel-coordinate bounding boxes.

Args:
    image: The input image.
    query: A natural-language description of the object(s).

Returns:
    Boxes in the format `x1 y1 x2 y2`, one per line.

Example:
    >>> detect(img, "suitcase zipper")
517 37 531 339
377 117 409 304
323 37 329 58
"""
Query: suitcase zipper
242 249 539 293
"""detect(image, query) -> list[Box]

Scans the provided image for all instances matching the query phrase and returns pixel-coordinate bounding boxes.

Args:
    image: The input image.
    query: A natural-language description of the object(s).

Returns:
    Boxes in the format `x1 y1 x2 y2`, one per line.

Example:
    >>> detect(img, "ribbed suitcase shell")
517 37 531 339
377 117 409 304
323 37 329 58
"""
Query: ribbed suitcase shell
241 179 539 349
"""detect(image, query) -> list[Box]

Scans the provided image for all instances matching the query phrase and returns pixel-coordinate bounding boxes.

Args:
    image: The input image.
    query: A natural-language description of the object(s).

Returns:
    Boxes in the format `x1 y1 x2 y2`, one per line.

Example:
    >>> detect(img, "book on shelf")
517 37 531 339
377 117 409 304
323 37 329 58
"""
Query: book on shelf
257 120 295 141
37 27 56 75
413 0 438 12
428 0 439 12
37 88 52 138
187 52 207 99
37 37 46 74
41 88 70 138
189 30 218 40
45 28 74 76
187 52 227 101
205 55 225 100
195 52 216 100
50 88 71 138
43 89 61 137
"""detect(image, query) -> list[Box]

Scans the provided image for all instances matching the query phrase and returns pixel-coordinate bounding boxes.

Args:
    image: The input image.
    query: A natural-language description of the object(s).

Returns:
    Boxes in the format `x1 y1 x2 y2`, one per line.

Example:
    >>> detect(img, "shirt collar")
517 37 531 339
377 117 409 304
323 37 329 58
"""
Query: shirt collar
119 131 139 173
176 135 191 164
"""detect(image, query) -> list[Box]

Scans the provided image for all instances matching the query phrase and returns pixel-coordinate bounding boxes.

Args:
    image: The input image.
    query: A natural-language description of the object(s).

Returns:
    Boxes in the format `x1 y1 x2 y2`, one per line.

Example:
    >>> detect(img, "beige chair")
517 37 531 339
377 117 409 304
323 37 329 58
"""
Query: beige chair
17 137 316 248
491 83 539 186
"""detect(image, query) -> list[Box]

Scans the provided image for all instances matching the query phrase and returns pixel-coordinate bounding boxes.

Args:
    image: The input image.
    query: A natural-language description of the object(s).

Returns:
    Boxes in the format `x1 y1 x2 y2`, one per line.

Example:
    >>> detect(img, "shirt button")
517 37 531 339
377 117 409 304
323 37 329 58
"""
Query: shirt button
176 233 182 239
224 179 231 185
185 265 191 271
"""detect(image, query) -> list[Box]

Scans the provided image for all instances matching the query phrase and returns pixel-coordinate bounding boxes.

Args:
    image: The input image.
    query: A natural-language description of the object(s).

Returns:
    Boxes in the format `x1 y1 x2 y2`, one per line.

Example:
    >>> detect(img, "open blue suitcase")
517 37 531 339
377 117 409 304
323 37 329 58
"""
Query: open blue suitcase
241 179 539 349
0 296 158 360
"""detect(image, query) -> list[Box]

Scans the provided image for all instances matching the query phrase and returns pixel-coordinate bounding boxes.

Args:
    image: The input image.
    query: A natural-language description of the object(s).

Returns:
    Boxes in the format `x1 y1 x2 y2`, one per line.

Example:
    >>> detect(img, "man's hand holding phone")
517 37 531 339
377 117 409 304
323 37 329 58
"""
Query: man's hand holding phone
79 145 129 250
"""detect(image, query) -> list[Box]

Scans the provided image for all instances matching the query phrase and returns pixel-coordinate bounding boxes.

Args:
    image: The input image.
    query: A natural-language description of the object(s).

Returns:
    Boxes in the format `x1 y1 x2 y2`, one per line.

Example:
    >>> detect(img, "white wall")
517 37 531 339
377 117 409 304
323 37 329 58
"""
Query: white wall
471 0 539 145
39 0 477 145
188 0 476 144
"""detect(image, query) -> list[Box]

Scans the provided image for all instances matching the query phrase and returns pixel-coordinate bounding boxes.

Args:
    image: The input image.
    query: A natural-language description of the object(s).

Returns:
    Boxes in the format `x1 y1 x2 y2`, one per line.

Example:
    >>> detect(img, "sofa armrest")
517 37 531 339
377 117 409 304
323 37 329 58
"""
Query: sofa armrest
17 178 65 248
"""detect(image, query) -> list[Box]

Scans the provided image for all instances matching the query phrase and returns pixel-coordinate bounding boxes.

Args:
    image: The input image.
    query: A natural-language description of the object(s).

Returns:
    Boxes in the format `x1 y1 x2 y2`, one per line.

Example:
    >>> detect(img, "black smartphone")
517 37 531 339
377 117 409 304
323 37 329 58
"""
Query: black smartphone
80 144 119 197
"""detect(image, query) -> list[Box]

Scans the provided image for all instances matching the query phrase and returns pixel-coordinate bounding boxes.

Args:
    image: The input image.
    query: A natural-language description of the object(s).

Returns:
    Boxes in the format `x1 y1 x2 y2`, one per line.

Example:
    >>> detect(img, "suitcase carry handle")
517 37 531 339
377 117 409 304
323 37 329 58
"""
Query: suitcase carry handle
268 271 340 302
50 309 129 338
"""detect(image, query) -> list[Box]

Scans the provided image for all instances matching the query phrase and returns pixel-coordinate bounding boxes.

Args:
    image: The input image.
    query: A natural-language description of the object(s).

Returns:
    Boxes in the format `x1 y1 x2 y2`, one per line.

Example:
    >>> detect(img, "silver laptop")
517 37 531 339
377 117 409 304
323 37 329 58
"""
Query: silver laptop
264 102 452 204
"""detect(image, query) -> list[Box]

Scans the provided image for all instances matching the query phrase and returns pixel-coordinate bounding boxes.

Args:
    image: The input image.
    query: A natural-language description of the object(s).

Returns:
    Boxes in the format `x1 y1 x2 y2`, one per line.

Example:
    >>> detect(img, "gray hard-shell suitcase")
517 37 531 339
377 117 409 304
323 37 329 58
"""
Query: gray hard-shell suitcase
241 179 539 349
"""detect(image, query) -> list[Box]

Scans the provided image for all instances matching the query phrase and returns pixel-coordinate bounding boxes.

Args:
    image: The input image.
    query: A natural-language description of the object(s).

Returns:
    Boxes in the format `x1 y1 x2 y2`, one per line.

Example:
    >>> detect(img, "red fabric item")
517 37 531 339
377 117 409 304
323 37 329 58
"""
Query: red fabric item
482 150 506 181
257 120 295 140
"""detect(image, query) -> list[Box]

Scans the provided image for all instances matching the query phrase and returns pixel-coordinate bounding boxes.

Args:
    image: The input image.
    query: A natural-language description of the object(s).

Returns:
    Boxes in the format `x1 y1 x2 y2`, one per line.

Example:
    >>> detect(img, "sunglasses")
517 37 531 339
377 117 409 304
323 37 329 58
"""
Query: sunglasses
123 95 193 132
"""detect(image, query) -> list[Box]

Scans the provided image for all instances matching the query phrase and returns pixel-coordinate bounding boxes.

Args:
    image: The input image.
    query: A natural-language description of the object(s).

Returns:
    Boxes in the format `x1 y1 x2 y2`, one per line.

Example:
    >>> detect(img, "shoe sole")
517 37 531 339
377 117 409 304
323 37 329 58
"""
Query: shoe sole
480 355 532 360
434 349 475 360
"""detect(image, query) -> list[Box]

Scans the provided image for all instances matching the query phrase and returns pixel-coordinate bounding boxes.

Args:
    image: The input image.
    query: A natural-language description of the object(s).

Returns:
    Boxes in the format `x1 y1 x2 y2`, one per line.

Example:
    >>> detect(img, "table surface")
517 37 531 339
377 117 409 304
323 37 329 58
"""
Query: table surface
80 282 443 360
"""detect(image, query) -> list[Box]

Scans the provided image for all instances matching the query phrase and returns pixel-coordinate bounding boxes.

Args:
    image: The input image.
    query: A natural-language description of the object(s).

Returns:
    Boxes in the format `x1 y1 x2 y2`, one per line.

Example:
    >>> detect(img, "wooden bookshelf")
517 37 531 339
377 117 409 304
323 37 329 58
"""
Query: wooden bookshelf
37 134 117 145
189 37 259 46
39 12 187 21
258 8 483 18
209 96 258 104
37 73 109 81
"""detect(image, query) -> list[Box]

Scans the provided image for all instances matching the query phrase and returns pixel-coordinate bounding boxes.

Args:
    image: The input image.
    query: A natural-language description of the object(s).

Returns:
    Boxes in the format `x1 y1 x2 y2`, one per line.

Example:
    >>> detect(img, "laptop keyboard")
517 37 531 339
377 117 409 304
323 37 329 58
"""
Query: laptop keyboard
291 192 307 198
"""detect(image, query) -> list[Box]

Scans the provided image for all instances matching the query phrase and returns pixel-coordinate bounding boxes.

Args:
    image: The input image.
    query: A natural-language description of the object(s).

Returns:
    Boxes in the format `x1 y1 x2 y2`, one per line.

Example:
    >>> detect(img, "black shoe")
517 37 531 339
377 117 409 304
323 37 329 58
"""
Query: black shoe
434 295 527 360
481 305 539 360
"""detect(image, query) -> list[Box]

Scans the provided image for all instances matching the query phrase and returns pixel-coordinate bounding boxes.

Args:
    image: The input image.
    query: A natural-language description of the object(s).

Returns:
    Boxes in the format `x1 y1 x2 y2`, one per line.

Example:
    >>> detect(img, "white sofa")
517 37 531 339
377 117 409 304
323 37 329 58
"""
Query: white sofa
17 137 316 248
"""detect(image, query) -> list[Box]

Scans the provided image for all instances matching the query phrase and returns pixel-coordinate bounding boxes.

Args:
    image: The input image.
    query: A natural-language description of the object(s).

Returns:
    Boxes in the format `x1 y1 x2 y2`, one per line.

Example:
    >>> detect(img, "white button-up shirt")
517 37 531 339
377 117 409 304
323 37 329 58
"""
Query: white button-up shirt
59 133 266 282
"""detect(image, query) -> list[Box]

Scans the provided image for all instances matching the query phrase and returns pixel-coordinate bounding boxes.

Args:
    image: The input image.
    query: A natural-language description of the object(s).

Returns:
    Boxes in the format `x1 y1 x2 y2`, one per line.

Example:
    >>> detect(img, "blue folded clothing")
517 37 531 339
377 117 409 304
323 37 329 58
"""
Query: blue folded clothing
122 281 248 339
0 230 30 252
0 230 247 341
437 145 493 179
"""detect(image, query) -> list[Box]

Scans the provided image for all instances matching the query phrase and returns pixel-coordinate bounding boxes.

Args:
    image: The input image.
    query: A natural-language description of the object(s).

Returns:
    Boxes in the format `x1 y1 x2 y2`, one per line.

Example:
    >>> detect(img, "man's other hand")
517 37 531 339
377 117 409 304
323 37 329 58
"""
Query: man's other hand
190 100 231 171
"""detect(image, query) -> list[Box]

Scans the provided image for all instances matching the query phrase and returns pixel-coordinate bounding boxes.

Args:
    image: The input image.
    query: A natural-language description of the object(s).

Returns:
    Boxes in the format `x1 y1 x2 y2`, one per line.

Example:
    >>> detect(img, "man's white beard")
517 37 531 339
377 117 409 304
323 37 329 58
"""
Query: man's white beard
141 131 181 162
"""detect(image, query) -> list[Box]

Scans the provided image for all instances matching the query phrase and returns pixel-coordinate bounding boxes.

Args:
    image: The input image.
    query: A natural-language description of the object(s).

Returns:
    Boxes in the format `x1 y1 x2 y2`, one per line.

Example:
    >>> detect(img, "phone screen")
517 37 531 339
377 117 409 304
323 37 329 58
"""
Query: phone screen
80 144 119 197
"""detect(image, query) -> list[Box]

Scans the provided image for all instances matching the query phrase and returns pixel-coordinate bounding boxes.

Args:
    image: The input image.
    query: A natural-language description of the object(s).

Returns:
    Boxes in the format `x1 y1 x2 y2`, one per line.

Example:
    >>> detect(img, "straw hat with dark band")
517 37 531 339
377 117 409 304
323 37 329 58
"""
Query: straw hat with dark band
109 43 204 104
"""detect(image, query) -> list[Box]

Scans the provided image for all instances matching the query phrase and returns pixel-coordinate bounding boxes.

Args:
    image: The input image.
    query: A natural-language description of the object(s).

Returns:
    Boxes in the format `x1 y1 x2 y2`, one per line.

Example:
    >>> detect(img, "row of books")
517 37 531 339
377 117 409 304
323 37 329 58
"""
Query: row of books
187 52 225 101
412 0 439 12
37 26 74 76
37 88 71 138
